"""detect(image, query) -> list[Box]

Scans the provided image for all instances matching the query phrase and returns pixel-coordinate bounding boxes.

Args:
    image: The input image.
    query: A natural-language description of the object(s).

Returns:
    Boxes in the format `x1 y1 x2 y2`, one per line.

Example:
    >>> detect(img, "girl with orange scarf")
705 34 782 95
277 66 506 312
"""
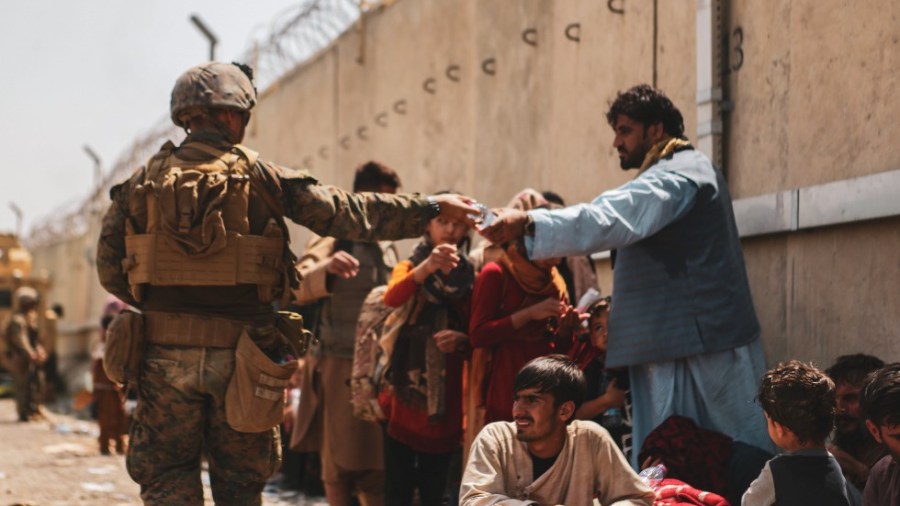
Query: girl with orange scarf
468 239 579 425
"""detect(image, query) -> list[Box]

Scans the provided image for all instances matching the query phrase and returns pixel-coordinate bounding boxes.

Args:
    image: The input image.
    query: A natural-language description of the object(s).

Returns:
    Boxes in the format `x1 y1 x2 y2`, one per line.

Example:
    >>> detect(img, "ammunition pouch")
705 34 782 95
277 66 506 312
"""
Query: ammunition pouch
275 311 317 357
225 330 298 433
104 310 146 389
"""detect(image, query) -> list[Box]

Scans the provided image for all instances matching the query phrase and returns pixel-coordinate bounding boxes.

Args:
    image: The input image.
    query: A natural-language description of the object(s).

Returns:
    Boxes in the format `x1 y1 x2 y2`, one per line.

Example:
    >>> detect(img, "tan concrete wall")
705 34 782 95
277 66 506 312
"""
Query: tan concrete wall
243 0 900 367
726 0 899 196
745 217 900 369
726 0 900 366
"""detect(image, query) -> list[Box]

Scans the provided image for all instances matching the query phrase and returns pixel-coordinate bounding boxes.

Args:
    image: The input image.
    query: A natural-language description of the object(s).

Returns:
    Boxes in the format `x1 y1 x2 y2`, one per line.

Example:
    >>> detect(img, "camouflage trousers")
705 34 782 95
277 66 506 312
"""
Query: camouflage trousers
127 344 281 505
10 362 40 421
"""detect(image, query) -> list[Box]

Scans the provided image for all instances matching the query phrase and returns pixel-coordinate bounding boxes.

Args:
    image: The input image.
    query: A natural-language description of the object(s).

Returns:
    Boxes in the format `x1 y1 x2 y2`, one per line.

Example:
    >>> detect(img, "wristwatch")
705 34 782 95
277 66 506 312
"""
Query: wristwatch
425 196 441 219
524 214 536 236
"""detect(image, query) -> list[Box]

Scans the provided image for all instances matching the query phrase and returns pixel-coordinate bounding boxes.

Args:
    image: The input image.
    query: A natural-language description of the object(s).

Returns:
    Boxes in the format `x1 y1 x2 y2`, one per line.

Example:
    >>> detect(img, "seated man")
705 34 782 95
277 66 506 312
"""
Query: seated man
460 355 654 506
825 354 887 490
860 363 900 506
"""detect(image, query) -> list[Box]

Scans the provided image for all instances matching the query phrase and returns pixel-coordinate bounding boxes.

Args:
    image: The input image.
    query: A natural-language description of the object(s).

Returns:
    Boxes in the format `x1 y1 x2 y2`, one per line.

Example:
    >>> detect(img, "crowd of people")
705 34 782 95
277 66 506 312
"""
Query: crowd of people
276 169 897 506
3 60 894 506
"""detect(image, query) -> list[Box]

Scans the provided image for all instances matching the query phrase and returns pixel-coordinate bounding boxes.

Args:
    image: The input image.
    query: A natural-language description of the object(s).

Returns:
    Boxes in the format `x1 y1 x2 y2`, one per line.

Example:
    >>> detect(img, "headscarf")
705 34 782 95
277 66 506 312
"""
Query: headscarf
496 241 567 299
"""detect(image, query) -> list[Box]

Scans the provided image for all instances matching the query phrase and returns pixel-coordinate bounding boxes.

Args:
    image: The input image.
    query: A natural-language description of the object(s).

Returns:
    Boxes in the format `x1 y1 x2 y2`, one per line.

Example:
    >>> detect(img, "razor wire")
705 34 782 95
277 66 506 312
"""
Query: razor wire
243 0 365 89
27 0 376 245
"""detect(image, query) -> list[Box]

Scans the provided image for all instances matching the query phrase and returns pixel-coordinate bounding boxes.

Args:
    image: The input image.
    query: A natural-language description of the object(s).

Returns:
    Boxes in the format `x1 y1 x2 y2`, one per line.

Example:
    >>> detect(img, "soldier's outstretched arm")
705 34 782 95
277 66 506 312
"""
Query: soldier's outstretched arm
276 167 478 241
96 183 139 307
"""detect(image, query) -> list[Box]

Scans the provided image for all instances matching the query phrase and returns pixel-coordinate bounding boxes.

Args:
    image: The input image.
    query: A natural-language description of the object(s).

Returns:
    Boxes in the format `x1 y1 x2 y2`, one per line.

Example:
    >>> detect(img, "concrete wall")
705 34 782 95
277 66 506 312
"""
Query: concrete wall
725 0 900 367
244 0 899 368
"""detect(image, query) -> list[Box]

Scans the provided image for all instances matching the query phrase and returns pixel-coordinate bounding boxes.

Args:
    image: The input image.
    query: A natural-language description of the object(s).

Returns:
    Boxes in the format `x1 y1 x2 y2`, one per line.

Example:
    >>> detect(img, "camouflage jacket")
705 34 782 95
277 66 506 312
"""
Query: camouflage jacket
96 132 433 321
4 312 39 360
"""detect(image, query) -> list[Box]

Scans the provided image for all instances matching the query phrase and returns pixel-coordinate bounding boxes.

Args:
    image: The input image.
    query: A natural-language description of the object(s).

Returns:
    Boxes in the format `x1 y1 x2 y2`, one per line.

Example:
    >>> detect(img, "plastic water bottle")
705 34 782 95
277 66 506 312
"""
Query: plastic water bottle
638 463 667 489
602 407 623 427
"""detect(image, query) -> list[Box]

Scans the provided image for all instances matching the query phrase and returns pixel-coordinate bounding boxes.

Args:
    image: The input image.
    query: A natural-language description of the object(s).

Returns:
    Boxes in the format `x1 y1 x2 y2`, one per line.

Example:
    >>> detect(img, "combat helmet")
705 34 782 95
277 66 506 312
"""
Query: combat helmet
170 62 257 128
14 286 39 307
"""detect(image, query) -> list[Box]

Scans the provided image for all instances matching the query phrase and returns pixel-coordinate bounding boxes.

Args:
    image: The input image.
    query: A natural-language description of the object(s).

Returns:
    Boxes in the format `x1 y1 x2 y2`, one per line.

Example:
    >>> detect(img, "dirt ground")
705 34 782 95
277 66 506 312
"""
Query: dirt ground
0 398 326 506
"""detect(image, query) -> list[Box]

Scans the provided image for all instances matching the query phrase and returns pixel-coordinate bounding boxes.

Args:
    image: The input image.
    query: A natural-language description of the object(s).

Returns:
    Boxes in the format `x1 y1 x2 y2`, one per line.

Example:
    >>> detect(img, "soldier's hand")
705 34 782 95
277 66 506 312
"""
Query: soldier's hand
35 346 48 365
326 251 360 279
479 208 528 245
430 194 480 227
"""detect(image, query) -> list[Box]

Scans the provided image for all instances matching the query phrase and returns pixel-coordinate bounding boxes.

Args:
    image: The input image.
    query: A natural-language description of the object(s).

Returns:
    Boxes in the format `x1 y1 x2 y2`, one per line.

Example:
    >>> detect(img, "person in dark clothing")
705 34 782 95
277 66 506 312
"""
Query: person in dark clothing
860 363 900 506
825 353 887 490
742 360 852 506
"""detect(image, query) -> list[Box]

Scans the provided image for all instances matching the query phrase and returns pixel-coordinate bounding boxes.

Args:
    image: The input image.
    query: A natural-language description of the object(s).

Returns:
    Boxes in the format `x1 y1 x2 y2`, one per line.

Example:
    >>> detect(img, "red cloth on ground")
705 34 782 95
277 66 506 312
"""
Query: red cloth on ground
653 478 730 506
639 415 733 495
380 260 468 454
468 261 571 424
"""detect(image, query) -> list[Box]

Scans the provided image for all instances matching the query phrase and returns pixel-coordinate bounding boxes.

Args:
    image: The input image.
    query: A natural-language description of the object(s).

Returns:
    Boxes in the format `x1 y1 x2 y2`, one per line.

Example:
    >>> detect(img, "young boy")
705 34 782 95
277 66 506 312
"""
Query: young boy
742 360 851 506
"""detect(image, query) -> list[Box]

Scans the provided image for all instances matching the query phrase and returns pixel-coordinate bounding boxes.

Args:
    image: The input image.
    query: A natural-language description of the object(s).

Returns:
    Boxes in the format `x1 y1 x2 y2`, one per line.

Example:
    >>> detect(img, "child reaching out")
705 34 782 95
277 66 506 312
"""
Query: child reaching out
380 204 474 506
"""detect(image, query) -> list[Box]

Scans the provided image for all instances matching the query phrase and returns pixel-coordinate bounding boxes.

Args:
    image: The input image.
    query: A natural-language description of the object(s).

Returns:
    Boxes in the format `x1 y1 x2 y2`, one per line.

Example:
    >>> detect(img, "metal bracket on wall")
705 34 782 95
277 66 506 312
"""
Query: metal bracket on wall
565 23 581 43
522 28 538 47
375 112 388 127
393 99 407 114
357 126 369 140
446 65 460 82
608 0 625 15
482 58 496 76
423 78 437 94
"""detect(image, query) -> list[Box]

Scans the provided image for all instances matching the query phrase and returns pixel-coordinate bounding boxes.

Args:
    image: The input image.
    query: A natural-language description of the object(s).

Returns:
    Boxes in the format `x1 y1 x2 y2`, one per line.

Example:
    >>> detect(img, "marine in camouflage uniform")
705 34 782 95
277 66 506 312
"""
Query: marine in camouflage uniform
96 62 476 506
3 287 45 422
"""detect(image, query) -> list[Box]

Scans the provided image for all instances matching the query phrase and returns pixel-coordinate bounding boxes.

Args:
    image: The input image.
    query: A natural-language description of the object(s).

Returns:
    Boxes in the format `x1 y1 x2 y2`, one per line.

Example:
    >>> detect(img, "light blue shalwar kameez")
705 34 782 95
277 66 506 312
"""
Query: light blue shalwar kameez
525 149 774 467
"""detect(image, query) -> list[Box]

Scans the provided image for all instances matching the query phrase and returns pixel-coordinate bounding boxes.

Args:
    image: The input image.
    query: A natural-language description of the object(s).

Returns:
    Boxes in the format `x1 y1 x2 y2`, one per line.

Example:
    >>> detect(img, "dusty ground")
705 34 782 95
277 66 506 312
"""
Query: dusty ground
0 398 326 506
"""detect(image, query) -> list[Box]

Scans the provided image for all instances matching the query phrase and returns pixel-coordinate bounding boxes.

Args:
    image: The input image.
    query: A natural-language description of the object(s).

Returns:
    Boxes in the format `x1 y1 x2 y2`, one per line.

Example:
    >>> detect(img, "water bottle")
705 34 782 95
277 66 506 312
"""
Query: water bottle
638 463 667 489
602 407 623 427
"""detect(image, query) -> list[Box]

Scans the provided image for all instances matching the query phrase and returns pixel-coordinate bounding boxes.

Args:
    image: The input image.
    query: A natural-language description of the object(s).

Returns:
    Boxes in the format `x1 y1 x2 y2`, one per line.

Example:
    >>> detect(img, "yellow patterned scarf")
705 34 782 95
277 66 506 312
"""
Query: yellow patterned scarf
637 137 693 174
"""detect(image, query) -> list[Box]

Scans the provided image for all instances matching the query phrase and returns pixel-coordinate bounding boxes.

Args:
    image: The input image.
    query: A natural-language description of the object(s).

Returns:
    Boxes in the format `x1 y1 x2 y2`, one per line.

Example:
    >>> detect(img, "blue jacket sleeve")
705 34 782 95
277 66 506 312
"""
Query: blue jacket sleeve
525 167 700 260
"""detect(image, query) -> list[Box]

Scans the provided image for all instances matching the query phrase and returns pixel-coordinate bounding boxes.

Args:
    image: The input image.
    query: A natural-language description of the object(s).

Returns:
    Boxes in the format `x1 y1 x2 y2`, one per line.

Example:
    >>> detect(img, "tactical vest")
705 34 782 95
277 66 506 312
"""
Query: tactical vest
121 141 290 305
